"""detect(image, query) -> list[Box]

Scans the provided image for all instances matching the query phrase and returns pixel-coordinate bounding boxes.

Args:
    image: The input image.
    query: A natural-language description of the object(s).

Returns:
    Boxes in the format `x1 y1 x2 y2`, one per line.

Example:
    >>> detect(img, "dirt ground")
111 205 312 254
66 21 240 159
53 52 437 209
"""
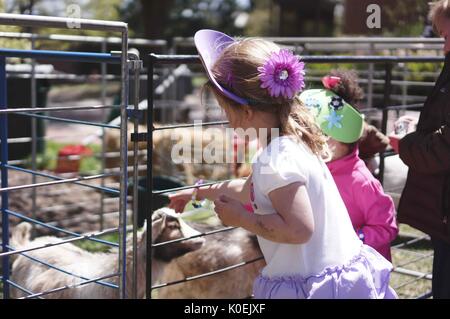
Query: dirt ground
1 169 127 239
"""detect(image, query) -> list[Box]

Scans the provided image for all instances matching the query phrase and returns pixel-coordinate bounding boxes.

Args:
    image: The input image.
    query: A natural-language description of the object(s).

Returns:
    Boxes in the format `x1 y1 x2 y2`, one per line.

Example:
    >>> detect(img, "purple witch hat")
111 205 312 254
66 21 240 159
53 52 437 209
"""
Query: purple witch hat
194 29 249 105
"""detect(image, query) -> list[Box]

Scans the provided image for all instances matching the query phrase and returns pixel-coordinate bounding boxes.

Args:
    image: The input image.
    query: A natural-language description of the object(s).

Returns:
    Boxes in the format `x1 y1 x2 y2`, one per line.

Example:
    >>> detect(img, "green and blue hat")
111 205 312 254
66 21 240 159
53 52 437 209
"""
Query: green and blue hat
299 89 364 143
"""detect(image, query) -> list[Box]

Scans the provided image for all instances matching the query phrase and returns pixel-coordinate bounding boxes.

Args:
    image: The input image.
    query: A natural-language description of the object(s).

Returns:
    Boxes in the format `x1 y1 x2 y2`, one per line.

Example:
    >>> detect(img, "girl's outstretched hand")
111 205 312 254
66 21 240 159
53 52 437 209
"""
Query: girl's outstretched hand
168 189 193 213
214 195 247 227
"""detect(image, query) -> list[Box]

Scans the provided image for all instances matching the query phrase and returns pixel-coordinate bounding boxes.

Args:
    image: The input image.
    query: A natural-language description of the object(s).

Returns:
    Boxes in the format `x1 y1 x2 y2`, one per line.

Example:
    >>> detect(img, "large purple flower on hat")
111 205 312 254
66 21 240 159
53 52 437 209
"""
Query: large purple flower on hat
257 49 305 99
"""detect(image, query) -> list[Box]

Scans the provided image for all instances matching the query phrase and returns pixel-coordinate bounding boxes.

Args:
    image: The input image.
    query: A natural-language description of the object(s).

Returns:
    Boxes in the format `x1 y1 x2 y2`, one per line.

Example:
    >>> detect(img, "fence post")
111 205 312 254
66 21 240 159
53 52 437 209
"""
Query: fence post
30 32 37 238
128 53 142 299
0 56 10 299
100 38 107 232
367 42 375 108
146 54 155 299
379 63 393 186
118 30 129 299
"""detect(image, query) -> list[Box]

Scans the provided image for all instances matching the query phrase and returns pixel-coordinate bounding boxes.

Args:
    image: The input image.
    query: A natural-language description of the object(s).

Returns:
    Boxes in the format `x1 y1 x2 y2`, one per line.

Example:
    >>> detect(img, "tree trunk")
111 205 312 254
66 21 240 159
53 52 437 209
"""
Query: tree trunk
140 0 175 39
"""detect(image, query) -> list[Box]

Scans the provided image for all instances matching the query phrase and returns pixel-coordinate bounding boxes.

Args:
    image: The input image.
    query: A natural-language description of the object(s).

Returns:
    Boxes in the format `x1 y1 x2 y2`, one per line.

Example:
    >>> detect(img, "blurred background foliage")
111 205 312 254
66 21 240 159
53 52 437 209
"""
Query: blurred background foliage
0 0 443 82
0 0 438 40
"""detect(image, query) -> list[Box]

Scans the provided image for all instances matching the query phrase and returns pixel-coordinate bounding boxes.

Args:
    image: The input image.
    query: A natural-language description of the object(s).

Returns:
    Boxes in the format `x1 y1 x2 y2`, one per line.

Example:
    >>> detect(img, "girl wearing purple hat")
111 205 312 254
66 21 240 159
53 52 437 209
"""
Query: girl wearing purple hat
169 30 396 299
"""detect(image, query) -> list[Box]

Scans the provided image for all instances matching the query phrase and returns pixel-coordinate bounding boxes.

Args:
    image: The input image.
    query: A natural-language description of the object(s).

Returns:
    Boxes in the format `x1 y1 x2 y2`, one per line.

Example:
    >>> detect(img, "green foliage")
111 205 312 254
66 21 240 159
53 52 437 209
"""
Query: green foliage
73 233 119 253
405 61 444 82
244 0 272 36
168 0 250 38
383 0 431 37
120 0 251 39
1 0 125 50
22 140 101 174
0 0 30 51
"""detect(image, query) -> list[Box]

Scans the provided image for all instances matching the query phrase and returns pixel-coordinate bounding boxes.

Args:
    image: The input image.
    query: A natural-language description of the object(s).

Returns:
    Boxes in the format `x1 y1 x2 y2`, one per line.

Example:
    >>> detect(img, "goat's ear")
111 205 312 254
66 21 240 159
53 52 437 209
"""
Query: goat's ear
151 214 166 243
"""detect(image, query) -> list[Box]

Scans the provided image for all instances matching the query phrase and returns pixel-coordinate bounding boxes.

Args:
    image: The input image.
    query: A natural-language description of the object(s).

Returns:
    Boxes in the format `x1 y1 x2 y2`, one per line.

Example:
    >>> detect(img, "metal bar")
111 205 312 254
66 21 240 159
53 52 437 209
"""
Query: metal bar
118 30 129 299
152 226 235 248
391 235 430 249
0 227 119 258
146 53 155 299
0 104 119 114
6 280 43 298
132 121 230 142
150 54 445 65
0 48 120 64
13 112 120 129
5 209 119 247
130 55 142 300
31 32 37 239
100 38 108 233
3 148 146 163
39 196 125 213
397 231 432 240
0 170 114 193
416 291 433 299
153 121 229 131
21 272 120 299
3 164 119 195
173 36 445 45
4 73 149 81
394 252 434 269
367 43 374 108
151 257 264 290
392 268 432 290
378 63 393 186
152 179 232 195
0 56 10 299
0 31 166 47
0 13 127 32
5 247 117 290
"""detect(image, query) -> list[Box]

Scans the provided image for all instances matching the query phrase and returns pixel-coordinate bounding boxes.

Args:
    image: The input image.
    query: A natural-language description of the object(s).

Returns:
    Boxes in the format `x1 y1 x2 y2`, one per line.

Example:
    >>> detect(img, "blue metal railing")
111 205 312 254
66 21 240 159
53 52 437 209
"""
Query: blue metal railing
0 48 126 298
0 48 121 64
1 56 10 299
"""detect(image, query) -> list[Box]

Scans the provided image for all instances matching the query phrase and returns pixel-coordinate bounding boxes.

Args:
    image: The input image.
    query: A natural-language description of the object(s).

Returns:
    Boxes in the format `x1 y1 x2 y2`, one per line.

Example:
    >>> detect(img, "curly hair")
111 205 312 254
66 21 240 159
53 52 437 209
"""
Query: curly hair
327 69 365 108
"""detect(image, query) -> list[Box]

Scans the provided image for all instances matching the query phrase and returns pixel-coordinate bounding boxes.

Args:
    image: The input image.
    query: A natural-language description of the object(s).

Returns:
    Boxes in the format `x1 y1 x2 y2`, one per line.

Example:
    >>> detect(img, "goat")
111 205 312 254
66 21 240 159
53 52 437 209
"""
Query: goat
9 208 204 299
156 222 265 299
104 124 233 184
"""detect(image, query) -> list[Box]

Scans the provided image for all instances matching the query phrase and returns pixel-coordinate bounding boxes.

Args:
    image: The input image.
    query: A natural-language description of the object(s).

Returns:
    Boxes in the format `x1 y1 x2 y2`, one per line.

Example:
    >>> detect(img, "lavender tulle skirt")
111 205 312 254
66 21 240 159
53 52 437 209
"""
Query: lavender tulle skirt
253 244 398 299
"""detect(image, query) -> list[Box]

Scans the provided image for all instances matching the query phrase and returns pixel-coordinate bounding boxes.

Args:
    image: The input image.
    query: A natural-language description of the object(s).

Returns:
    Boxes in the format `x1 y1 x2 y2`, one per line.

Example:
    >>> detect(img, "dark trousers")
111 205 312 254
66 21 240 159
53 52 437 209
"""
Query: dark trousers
431 237 450 299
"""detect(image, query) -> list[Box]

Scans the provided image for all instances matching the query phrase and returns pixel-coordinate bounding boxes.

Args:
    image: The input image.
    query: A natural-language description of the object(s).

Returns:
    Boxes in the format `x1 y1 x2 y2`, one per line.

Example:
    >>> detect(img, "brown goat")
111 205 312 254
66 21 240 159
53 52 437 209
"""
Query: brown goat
156 222 265 299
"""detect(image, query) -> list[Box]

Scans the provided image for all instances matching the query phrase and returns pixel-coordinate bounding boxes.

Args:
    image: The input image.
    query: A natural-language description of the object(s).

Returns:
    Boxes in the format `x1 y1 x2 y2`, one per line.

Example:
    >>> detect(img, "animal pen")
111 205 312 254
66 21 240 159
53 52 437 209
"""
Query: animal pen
0 13 137 299
0 12 446 299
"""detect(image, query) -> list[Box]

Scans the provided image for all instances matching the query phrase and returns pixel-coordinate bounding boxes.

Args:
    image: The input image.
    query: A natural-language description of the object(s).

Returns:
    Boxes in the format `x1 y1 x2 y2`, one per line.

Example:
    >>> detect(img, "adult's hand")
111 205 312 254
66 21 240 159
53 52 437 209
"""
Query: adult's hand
389 115 419 153
394 116 418 135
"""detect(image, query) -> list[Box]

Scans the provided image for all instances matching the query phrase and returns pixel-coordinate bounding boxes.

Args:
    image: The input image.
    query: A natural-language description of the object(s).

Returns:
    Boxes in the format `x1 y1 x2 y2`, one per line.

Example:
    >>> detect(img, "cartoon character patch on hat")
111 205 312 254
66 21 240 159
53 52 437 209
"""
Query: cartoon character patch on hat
299 89 364 143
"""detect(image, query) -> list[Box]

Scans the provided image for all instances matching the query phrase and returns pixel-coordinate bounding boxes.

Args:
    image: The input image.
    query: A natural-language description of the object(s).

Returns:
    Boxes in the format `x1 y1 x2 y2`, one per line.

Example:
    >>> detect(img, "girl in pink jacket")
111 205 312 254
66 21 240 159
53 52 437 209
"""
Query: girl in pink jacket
299 70 398 261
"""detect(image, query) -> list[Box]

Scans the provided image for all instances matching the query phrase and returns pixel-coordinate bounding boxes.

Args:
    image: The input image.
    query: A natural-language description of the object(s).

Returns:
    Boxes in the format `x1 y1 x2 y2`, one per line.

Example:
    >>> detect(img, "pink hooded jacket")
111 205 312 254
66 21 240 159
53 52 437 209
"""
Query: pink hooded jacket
327 147 398 261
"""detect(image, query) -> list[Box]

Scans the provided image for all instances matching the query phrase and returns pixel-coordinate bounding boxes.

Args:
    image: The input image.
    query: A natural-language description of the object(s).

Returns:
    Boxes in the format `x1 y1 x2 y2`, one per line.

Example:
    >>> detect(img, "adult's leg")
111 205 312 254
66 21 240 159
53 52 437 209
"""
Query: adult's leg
431 237 450 299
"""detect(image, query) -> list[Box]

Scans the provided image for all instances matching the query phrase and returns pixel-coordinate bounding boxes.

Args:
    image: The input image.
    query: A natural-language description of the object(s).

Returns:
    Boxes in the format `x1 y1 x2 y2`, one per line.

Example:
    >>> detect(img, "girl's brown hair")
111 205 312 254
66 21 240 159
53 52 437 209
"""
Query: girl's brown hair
429 0 450 33
327 69 364 108
206 38 328 157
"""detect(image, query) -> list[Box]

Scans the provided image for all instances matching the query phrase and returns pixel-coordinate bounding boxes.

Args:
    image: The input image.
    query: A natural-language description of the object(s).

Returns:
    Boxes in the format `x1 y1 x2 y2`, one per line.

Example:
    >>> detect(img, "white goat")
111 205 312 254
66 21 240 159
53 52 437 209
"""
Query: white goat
9 208 204 299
